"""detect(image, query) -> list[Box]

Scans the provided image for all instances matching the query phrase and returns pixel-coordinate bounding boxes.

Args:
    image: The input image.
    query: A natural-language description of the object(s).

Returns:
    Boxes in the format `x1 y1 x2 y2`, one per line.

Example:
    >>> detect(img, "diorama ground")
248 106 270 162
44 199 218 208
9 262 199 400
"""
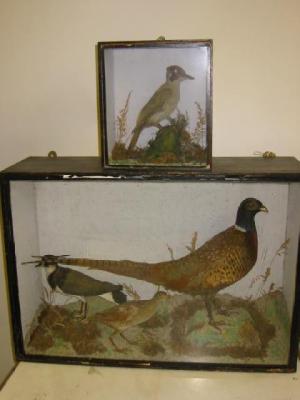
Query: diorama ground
26 290 290 365
110 116 208 167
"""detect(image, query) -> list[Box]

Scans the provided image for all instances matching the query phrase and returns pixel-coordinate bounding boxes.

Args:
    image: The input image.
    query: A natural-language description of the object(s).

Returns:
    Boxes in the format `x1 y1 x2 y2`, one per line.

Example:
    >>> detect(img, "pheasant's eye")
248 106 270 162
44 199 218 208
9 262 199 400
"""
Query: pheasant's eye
246 200 259 211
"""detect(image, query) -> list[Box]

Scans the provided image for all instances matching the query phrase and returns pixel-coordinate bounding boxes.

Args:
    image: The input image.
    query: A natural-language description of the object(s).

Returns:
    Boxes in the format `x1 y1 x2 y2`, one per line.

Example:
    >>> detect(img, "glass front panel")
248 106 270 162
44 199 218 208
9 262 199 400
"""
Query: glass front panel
10 180 300 366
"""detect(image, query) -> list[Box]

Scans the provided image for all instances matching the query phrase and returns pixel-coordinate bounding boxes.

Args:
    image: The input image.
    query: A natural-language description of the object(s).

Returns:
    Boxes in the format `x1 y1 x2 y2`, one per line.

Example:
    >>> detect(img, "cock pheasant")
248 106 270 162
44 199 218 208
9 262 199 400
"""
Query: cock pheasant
39 198 268 325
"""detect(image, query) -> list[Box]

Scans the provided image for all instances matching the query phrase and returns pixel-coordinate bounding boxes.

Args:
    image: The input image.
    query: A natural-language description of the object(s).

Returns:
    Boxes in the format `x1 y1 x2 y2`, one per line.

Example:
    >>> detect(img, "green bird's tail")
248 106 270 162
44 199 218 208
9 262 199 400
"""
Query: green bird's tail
128 126 142 152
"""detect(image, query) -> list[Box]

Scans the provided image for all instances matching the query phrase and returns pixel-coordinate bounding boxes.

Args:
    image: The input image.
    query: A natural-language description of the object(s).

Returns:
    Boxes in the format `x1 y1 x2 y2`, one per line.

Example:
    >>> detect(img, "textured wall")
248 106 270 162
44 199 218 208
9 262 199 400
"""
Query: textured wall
0 0 300 166
0 0 300 386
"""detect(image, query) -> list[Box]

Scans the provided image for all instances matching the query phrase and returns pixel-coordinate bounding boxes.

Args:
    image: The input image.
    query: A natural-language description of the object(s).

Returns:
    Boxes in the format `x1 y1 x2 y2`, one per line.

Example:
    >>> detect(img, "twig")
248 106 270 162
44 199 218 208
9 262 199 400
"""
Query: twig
166 244 175 260
250 238 290 296
115 91 132 143
122 283 141 300
186 232 198 254
191 102 206 147
269 238 290 267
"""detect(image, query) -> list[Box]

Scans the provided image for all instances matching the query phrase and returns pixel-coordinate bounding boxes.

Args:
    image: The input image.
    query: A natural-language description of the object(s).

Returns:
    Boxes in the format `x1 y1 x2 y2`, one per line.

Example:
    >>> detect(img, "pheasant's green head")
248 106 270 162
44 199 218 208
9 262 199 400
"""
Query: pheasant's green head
235 198 268 232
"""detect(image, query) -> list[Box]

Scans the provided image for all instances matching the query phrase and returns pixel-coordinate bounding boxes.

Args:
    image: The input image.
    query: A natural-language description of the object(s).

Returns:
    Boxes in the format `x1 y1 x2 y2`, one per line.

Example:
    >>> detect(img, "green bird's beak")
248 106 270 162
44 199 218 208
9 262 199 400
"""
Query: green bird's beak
183 73 194 80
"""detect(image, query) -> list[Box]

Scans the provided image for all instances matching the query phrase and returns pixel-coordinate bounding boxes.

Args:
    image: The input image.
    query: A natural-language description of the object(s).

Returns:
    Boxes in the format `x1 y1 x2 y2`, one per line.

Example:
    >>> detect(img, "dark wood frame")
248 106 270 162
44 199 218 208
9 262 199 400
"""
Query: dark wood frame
1 156 300 373
98 39 213 173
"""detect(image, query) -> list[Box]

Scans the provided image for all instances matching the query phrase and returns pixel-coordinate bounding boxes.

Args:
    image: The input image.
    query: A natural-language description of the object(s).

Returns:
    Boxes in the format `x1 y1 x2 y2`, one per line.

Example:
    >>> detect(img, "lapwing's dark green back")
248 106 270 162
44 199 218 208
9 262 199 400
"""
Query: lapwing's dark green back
48 266 123 297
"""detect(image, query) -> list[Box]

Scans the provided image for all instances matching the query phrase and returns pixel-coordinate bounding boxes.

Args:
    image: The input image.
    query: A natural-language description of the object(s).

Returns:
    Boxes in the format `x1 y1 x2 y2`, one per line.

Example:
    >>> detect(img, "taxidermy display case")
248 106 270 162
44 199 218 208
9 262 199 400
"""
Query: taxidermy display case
1 156 300 372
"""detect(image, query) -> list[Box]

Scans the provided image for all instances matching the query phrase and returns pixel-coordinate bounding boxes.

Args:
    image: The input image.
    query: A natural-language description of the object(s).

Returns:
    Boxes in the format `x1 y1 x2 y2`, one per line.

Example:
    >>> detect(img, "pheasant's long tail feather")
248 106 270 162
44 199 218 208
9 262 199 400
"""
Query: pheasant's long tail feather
61 257 154 282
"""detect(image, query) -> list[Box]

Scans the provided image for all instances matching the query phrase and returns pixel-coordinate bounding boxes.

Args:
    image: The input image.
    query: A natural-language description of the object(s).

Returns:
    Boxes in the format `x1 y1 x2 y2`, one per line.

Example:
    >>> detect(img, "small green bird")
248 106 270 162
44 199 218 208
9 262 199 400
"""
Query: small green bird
128 65 194 152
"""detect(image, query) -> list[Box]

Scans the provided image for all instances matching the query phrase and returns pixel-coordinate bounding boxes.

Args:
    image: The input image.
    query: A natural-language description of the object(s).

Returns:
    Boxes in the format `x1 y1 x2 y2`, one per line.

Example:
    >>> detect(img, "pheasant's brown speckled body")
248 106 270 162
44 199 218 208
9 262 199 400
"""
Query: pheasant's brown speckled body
158 226 258 295
62 226 257 296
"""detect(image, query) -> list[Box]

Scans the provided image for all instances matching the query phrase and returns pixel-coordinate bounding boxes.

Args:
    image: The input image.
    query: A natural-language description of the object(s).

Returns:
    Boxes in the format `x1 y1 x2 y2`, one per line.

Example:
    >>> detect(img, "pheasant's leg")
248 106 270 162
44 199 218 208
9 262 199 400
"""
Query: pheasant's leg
204 295 226 332
204 295 214 323
213 298 238 317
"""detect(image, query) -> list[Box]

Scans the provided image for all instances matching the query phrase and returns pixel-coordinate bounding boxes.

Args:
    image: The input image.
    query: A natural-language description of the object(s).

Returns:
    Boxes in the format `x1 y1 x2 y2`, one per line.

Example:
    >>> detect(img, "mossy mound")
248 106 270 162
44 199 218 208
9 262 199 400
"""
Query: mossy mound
26 290 290 365
110 115 207 166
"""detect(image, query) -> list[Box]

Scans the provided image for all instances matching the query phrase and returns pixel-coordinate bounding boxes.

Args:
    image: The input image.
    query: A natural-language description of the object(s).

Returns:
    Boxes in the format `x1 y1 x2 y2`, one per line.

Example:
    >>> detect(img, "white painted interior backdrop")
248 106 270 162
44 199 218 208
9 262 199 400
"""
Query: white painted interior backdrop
10 182 43 339
10 180 297 337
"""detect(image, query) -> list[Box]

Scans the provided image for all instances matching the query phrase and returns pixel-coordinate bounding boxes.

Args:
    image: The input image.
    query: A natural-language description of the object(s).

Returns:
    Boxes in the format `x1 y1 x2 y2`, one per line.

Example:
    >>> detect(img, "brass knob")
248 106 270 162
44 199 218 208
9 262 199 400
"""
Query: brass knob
48 151 58 159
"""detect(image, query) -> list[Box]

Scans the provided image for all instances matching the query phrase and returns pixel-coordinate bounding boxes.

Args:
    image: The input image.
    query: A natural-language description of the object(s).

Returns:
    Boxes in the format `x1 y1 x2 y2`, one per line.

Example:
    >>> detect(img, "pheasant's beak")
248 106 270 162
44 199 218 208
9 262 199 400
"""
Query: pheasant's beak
259 205 268 213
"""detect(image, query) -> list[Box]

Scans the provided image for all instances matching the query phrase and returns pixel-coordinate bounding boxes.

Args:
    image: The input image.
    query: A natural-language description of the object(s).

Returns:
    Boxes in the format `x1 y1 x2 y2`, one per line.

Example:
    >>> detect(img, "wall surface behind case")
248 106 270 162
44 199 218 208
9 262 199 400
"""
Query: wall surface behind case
0 0 300 166
0 0 300 388
0 227 14 385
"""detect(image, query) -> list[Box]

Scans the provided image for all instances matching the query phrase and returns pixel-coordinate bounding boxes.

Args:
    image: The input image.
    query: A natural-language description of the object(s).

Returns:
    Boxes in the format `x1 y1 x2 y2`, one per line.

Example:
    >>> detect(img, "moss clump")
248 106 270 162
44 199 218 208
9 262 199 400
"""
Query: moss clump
141 339 166 357
26 291 290 365
111 142 144 162
27 299 113 357
110 113 207 166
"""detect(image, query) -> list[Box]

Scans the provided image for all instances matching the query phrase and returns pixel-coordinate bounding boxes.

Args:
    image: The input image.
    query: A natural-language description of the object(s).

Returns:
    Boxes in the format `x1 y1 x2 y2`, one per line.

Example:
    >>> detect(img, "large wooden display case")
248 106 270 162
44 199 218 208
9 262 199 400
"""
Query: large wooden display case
0 157 299 372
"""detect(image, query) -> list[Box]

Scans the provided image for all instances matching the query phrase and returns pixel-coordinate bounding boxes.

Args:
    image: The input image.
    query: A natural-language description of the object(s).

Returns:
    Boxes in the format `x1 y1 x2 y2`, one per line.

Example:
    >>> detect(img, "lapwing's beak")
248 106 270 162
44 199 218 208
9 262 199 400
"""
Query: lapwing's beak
22 261 38 265
22 261 42 267
22 254 69 267
260 205 268 213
